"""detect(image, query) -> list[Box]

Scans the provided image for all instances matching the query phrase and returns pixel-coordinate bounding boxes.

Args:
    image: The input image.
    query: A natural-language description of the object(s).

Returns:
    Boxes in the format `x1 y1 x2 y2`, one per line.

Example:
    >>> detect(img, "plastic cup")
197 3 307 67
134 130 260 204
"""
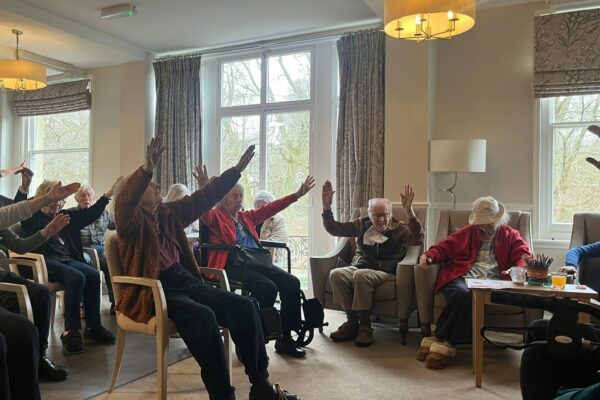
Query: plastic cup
551 272 567 289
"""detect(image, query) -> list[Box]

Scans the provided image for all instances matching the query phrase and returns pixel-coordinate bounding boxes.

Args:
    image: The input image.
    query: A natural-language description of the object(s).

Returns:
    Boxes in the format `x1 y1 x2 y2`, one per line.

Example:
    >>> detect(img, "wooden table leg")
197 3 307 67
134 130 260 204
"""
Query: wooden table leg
472 289 485 388
578 298 592 324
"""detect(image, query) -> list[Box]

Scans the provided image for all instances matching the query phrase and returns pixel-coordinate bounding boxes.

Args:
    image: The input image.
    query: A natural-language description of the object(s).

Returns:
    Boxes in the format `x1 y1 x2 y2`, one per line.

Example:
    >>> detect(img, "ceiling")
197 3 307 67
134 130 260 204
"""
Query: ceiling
0 0 541 72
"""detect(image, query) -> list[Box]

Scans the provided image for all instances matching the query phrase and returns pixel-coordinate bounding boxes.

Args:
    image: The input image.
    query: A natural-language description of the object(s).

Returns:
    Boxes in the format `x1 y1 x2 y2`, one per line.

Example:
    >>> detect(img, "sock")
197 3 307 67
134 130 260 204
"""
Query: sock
358 310 371 327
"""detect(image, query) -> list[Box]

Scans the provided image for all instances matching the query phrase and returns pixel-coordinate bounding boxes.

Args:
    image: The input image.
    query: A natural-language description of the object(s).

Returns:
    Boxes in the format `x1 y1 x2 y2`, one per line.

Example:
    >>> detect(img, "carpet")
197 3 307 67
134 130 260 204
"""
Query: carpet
90 310 523 400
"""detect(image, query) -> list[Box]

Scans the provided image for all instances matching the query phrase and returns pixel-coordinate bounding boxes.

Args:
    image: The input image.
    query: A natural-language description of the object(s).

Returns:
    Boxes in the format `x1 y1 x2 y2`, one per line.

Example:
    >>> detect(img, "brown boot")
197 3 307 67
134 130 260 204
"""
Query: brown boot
329 321 359 342
354 326 374 347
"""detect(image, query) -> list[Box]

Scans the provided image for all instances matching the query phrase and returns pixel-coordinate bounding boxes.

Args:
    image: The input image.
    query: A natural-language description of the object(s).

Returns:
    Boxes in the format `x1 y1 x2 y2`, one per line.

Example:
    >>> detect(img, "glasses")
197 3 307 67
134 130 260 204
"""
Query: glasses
370 212 391 220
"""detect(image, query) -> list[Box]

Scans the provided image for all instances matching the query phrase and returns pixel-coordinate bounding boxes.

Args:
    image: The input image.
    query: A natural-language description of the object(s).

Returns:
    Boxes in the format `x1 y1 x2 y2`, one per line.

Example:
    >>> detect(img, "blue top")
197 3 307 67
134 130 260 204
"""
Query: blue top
235 220 259 249
564 241 600 267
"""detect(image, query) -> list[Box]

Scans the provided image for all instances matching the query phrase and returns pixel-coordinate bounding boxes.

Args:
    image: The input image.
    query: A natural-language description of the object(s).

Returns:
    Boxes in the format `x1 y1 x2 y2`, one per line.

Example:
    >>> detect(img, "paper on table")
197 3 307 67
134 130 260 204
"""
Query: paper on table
466 279 515 289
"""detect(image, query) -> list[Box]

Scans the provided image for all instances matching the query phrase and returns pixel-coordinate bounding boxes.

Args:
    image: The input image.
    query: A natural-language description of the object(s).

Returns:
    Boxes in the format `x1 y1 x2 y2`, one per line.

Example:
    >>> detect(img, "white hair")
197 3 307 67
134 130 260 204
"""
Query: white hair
367 198 392 215
165 183 191 202
216 183 244 209
254 190 275 208
75 185 95 202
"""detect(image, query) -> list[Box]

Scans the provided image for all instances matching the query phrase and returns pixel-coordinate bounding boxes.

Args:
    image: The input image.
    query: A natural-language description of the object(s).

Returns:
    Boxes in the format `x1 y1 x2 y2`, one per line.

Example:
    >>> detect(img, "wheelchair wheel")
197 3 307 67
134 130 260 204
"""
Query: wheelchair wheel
291 325 314 347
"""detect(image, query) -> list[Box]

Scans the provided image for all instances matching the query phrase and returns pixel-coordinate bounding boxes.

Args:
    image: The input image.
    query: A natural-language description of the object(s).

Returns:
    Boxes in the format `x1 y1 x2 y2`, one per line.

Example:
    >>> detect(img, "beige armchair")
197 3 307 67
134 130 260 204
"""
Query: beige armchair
569 213 600 295
0 258 34 322
310 206 425 345
415 209 543 337
104 231 232 400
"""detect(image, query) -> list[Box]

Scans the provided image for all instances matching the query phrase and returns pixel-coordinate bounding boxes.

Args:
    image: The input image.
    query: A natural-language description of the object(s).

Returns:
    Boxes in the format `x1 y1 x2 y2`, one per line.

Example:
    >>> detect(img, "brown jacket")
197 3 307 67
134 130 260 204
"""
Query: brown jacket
115 166 240 323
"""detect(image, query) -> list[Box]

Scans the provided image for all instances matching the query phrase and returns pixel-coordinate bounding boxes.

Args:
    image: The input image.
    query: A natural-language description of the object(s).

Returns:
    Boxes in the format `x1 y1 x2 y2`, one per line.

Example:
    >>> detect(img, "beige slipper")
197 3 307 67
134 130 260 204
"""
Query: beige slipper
416 336 440 362
425 342 456 369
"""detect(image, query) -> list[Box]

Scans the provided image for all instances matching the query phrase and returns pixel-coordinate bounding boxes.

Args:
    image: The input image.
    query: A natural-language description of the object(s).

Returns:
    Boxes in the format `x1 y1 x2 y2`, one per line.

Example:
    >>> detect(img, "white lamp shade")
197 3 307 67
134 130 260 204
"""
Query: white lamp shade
429 139 486 172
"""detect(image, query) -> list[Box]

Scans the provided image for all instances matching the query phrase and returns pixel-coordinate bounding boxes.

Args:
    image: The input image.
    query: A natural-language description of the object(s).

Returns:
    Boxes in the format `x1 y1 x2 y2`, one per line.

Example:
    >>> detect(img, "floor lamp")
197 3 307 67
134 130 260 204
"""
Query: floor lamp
429 139 487 209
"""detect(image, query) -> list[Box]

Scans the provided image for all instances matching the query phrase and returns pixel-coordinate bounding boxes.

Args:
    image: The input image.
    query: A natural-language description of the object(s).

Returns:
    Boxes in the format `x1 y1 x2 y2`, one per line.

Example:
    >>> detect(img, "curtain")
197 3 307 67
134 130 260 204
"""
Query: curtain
336 30 385 222
153 55 202 191
12 80 91 116
534 9 600 98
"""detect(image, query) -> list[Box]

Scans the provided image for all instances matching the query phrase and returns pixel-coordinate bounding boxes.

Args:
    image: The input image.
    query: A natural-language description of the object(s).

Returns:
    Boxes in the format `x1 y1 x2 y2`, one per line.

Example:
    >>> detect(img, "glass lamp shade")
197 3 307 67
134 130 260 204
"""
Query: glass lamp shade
0 59 47 91
384 0 476 40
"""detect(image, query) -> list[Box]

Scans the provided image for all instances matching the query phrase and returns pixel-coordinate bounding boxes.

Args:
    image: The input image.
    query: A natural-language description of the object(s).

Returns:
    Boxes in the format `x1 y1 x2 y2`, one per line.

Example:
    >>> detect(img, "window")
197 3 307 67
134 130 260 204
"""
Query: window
24 110 91 207
202 40 338 289
538 95 600 239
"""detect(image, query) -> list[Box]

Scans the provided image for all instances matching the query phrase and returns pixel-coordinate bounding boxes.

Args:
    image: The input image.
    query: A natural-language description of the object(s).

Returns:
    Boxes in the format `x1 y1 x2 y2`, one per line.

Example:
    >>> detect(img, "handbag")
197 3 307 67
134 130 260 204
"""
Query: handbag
235 247 273 269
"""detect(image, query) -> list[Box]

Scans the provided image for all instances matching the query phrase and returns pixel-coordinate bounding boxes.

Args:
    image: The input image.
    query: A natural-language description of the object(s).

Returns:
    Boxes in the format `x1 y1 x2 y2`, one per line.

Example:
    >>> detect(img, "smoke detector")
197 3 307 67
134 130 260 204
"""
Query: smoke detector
101 3 137 20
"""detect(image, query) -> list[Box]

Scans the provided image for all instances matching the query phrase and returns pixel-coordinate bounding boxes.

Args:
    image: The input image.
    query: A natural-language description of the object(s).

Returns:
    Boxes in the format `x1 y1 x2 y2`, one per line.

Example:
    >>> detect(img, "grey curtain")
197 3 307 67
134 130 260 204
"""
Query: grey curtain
534 9 600 98
153 55 202 191
336 30 385 222
12 80 91 116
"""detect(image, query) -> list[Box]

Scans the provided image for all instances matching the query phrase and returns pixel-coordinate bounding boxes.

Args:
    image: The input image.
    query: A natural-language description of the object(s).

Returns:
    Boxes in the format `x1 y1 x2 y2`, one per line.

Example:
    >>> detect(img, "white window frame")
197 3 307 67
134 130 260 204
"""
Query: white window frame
537 96 600 240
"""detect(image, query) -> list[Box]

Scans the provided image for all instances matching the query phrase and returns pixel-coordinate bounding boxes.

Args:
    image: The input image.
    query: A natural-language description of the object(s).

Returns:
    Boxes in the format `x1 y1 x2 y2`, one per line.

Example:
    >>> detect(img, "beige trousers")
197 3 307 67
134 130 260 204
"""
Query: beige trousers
329 266 395 311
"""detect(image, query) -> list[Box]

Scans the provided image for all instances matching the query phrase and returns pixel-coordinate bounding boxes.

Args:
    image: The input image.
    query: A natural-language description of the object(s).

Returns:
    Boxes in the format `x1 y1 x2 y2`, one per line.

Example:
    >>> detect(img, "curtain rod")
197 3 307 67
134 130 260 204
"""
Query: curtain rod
155 20 382 61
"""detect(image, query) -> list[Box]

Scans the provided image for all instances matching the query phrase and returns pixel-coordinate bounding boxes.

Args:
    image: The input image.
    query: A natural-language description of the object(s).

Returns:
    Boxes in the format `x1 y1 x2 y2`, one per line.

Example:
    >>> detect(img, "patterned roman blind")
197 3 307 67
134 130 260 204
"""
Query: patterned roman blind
534 9 600 98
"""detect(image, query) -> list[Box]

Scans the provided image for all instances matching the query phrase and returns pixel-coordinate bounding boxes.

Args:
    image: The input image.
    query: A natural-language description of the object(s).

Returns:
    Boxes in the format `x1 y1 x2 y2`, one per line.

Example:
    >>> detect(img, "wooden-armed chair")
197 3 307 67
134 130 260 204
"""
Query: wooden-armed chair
569 213 600 295
309 205 426 345
414 209 543 338
104 231 233 400
0 259 34 322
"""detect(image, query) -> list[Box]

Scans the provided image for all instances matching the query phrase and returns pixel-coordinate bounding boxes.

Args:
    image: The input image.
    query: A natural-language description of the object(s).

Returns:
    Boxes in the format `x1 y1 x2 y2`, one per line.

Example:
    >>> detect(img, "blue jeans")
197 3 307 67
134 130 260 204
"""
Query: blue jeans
88 244 114 305
46 259 101 331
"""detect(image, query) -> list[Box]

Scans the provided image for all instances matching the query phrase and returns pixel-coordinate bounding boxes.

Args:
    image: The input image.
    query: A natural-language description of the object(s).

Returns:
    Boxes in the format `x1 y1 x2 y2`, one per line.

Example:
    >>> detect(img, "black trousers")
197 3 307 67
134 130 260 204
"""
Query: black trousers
0 307 40 400
520 319 600 400
159 263 269 400
0 271 51 354
226 262 301 335
435 278 472 345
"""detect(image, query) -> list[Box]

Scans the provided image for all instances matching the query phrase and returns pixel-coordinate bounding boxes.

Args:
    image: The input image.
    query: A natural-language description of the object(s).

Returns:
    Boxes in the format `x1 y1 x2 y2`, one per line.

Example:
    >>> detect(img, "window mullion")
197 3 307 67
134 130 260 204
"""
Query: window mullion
260 52 268 191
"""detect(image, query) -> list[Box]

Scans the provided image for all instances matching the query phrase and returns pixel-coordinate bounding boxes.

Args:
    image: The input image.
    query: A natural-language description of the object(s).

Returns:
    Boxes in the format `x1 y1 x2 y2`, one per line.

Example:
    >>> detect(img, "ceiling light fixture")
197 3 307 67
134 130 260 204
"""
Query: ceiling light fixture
384 0 476 42
0 29 47 91
101 3 137 20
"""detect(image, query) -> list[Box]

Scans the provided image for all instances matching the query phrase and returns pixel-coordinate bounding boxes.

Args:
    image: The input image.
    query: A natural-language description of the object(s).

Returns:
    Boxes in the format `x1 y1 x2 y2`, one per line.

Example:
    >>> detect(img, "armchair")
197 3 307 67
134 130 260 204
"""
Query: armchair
568 213 600 295
414 209 543 338
310 205 425 344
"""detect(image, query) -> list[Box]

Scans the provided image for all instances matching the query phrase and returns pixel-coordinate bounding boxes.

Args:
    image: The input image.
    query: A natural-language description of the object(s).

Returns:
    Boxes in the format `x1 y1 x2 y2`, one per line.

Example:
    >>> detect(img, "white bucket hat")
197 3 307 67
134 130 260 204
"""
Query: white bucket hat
469 196 505 225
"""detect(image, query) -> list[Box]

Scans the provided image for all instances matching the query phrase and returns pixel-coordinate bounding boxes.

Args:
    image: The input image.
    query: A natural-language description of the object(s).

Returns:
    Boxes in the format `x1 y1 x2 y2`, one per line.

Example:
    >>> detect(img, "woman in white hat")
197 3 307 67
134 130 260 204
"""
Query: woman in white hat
416 196 531 369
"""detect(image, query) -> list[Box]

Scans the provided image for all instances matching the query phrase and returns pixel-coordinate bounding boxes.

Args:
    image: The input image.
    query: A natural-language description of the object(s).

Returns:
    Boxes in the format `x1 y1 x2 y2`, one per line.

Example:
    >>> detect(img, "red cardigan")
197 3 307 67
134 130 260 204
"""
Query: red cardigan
425 224 531 293
201 194 298 269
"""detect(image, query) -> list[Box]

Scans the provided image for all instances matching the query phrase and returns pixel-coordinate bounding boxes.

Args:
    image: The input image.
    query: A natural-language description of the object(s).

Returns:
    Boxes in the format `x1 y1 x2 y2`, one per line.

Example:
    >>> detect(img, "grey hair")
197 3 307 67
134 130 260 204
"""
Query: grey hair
75 185 95 202
216 183 244 209
367 198 392 215
165 183 191 202
254 190 275 208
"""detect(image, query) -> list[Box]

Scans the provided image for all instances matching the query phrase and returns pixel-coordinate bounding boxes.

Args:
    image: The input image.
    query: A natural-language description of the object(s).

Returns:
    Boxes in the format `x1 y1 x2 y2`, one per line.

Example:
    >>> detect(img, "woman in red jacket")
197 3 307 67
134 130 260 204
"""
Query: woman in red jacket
202 176 315 359
416 196 531 369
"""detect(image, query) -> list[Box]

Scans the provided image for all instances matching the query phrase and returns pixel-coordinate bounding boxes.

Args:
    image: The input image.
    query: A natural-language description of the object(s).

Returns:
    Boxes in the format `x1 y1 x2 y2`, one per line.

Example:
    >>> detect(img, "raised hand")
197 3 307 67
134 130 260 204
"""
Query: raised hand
143 136 165 173
418 254 432 271
586 125 600 170
17 166 34 193
193 164 213 189
47 182 80 203
106 176 123 199
0 161 26 178
322 180 335 210
400 184 416 218
41 213 70 238
235 145 255 173
295 175 315 198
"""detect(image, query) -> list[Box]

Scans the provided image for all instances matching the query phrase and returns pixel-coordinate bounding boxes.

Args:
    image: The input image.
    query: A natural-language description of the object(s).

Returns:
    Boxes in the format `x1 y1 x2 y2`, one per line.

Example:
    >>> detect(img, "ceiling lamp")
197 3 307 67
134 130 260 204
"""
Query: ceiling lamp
0 29 47 91
384 0 476 42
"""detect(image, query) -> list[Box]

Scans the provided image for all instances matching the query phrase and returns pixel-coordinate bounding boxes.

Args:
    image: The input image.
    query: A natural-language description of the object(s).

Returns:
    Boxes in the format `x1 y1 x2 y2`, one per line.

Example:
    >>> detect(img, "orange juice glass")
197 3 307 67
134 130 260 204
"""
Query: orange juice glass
551 273 567 289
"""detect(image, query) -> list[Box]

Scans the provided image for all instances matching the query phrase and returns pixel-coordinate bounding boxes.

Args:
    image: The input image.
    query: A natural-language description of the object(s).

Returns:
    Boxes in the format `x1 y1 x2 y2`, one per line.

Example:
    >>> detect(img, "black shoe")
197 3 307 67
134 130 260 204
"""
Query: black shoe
250 383 300 400
84 326 115 344
274 337 306 358
38 356 69 381
61 331 83 354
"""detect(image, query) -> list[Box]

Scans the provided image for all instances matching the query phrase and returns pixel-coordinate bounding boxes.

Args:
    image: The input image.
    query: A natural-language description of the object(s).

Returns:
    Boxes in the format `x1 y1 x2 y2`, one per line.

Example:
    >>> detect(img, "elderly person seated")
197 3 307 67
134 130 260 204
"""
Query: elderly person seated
165 183 199 233
202 176 315 358
322 182 424 347
417 196 531 369
253 190 289 267
72 185 117 314
19 180 117 354
115 138 299 400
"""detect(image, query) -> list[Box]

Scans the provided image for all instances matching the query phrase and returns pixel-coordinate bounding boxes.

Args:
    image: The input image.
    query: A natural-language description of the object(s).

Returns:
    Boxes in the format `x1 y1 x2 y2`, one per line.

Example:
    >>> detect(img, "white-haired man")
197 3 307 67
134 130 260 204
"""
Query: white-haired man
321 182 424 347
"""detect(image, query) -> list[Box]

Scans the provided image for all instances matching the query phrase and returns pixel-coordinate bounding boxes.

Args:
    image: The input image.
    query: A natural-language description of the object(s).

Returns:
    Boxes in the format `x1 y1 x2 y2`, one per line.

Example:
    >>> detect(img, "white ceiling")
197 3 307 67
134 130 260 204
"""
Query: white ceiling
0 0 541 71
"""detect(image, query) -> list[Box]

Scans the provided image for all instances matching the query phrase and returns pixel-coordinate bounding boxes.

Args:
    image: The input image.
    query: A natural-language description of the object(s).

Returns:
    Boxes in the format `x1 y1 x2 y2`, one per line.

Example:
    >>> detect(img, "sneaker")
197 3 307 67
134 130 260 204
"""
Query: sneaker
425 341 456 369
329 321 359 342
84 326 115 344
60 331 83 354
354 326 374 347
249 383 300 400
274 337 306 358
417 336 440 362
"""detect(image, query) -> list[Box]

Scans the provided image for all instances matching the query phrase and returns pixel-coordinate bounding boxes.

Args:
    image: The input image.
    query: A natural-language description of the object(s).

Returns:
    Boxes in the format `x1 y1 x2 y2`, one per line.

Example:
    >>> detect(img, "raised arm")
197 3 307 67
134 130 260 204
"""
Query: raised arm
320 180 361 237
1 214 70 254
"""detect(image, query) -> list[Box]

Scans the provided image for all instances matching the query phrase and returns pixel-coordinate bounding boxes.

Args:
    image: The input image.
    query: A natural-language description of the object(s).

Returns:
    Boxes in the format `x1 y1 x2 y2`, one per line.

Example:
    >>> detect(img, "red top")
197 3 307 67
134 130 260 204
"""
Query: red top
424 224 531 293
201 194 298 269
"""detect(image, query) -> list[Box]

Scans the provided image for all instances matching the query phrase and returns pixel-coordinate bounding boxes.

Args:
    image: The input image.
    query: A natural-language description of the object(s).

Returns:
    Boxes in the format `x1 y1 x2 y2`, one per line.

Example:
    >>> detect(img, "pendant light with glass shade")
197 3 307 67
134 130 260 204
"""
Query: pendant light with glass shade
0 29 47 91
384 0 476 42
